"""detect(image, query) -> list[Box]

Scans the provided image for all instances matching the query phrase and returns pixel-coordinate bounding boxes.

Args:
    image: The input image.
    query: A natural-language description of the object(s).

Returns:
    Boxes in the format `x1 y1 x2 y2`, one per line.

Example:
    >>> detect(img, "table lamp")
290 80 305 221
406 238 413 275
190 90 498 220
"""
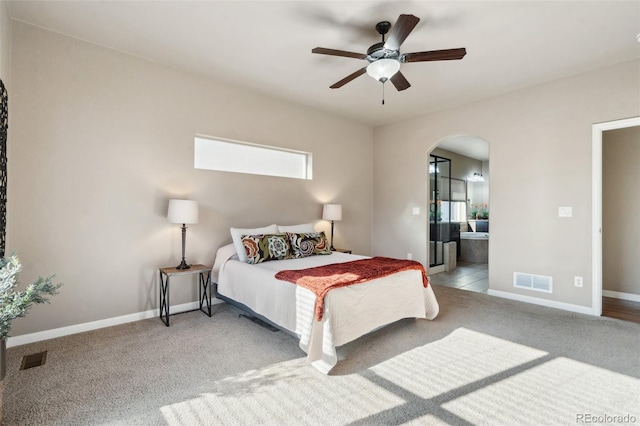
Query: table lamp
322 203 342 251
168 199 198 269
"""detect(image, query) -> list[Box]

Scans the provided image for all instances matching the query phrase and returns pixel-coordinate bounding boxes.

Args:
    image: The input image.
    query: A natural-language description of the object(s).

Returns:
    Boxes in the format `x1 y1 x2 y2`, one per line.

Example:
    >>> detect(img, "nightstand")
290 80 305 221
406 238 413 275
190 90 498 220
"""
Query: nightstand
334 248 352 254
159 264 212 326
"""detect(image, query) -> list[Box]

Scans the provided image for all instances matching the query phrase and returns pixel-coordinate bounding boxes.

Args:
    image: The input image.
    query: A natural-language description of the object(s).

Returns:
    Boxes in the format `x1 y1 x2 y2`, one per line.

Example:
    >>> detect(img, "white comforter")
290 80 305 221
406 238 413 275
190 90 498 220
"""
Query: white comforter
212 244 439 374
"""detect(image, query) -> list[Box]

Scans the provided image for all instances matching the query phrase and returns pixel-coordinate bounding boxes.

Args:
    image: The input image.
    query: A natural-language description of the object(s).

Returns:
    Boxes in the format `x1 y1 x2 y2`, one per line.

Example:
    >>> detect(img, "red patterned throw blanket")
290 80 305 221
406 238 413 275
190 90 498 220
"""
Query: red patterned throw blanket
275 257 429 321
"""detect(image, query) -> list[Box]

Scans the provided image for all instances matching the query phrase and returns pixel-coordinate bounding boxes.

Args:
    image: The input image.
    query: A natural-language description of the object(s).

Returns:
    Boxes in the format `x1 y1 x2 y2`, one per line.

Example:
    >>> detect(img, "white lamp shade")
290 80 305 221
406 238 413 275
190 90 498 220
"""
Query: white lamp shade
366 59 401 82
322 204 342 221
168 199 199 224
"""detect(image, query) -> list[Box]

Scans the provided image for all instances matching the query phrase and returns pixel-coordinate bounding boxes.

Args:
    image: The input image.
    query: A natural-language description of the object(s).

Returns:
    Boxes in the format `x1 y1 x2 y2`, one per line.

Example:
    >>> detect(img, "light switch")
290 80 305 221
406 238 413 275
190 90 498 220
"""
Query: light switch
558 207 572 218
412 207 420 215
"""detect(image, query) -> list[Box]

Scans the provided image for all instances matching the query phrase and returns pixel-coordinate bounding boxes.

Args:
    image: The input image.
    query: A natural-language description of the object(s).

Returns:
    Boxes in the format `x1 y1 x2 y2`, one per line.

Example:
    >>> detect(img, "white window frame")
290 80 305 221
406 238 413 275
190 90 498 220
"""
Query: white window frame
194 135 312 180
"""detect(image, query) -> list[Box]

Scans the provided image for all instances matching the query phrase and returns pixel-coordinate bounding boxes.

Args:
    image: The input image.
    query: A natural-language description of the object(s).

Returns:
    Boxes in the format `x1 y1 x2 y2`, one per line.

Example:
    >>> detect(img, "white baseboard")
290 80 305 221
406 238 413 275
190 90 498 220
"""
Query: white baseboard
602 290 640 302
7 299 224 348
487 289 595 316
429 265 446 275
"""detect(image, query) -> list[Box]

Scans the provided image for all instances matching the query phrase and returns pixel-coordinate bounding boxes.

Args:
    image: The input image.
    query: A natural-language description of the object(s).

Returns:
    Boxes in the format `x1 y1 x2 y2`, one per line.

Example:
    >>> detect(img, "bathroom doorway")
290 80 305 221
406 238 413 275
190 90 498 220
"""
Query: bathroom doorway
427 136 490 293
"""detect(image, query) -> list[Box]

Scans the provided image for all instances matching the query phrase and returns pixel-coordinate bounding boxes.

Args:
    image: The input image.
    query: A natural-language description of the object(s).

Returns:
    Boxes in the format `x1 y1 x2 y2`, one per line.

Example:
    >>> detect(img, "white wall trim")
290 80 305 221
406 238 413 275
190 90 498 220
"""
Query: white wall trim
488 289 594 316
6 299 223 348
592 123 603 316
592 116 640 318
602 290 640 303
428 264 446 275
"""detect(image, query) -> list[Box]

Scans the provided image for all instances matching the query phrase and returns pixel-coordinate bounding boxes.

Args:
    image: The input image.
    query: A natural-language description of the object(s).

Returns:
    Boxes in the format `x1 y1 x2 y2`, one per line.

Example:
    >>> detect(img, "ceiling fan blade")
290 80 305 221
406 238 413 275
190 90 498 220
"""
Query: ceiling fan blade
402 48 467 63
330 67 367 89
390 71 411 91
312 47 367 60
384 14 420 51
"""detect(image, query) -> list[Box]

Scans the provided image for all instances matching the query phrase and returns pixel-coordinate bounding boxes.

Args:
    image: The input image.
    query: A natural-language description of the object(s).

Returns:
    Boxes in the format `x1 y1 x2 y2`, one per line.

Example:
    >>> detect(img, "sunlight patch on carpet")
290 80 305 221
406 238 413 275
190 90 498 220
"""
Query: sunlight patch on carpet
159 327 638 425
160 357 406 425
443 357 640 425
404 414 455 425
369 327 548 399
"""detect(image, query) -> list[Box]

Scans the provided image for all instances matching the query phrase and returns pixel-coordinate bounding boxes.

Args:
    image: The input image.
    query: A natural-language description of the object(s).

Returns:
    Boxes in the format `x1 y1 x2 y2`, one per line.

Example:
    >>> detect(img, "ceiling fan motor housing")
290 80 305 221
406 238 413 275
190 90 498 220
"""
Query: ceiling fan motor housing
366 43 400 63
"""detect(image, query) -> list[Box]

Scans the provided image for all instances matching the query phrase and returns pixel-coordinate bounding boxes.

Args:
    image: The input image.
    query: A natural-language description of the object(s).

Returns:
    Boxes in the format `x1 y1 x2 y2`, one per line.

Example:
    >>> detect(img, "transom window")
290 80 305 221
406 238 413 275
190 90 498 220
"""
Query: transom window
194 136 312 180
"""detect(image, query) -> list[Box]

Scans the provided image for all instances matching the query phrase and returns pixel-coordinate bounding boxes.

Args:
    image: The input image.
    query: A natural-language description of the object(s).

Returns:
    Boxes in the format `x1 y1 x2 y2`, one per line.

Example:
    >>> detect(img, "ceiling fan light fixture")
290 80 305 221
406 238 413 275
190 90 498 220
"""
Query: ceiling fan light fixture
366 58 400 82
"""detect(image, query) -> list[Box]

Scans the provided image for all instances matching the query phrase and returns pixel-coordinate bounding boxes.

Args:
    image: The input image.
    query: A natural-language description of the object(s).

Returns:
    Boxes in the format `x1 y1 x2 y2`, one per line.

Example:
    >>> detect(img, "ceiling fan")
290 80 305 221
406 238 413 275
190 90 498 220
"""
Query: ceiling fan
312 14 466 98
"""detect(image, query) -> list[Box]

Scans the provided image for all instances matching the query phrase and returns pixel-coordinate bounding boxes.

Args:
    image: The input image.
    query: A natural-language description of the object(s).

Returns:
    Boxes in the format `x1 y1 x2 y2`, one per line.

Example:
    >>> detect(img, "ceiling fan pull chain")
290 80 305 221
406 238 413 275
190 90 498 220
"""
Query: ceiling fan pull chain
382 82 385 105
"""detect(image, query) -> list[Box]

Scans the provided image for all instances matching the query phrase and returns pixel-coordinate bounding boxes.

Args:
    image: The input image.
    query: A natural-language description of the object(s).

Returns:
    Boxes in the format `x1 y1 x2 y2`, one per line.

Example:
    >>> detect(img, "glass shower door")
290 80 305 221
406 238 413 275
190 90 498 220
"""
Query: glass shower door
429 155 451 267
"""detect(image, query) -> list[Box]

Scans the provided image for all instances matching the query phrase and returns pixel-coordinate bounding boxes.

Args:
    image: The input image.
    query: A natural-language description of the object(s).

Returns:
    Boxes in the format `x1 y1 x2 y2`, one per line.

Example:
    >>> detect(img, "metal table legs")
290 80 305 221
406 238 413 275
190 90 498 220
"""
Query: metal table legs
159 269 211 326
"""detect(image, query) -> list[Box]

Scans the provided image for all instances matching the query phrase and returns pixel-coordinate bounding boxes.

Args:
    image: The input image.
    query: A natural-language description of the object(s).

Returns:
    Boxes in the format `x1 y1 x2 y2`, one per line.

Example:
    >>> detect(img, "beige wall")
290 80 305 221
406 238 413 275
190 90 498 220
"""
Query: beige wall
7 22 373 336
603 126 640 295
373 59 640 308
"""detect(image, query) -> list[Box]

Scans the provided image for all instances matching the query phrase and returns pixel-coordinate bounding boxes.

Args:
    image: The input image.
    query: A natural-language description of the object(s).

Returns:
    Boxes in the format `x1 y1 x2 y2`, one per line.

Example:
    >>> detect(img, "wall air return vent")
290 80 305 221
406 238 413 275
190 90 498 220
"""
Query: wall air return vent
514 272 553 293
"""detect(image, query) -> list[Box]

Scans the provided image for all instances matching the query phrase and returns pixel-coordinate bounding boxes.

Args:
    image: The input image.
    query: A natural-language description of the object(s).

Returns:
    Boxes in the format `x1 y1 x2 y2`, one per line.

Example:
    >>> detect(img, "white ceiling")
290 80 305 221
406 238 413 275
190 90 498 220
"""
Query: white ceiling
5 1 640 160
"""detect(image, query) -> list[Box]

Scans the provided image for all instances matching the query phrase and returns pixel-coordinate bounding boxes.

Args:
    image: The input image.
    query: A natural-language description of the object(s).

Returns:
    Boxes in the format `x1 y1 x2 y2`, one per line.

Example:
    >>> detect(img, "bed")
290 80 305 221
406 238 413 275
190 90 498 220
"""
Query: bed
211 226 439 374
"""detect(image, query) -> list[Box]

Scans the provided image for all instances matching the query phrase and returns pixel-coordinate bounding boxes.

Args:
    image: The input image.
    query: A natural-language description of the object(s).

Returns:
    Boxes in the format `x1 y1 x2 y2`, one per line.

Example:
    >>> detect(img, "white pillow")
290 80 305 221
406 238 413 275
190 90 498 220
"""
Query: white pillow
230 224 278 262
277 223 315 233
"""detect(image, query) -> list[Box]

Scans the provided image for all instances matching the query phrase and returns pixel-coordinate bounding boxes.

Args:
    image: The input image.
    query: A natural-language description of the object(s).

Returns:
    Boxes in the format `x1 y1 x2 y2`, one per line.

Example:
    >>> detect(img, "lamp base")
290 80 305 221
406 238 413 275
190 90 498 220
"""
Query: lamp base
176 224 190 269
329 220 336 251
176 259 191 270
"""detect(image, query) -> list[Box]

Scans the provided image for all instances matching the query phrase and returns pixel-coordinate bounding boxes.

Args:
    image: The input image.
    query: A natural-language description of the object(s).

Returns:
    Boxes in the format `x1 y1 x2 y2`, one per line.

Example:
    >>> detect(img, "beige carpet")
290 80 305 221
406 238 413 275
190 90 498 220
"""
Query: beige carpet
4 285 640 425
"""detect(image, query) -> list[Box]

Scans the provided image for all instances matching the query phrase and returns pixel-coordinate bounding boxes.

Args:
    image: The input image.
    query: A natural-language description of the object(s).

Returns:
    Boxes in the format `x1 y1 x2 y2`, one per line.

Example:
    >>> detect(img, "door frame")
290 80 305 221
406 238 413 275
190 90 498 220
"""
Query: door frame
591 116 640 316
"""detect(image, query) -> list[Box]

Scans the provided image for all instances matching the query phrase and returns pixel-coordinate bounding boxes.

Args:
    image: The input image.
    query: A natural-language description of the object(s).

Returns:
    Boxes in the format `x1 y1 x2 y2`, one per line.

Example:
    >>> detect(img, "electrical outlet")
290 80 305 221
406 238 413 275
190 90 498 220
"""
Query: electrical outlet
574 276 583 287
407 253 412 260
412 207 420 215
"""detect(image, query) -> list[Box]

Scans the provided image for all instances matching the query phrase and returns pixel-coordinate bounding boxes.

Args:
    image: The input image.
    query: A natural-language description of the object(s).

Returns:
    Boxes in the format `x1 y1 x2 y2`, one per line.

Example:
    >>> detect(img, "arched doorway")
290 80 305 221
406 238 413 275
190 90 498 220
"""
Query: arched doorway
428 135 490 294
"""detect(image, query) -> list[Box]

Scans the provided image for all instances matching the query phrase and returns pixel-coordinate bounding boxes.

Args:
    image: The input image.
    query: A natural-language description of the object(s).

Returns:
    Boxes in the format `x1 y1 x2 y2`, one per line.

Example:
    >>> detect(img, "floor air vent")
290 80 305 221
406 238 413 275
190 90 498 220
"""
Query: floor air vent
20 351 47 370
514 272 553 293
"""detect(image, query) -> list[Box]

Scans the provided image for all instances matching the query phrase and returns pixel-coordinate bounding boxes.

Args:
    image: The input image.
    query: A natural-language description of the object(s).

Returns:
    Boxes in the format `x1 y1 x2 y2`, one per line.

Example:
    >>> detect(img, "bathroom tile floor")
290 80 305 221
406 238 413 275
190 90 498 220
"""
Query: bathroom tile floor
429 261 489 294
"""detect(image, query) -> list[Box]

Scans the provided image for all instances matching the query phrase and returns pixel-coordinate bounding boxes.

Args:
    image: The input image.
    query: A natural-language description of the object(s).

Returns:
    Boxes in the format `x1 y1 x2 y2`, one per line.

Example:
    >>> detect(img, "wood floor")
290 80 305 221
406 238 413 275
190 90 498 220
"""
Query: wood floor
602 297 640 323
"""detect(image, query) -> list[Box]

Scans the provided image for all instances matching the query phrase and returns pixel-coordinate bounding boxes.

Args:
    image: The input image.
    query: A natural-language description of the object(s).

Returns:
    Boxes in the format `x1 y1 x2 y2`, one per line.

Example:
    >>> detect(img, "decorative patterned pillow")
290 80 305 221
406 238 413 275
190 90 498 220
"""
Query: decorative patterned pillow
241 233 292 264
230 224 278 262
287 232 332 258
